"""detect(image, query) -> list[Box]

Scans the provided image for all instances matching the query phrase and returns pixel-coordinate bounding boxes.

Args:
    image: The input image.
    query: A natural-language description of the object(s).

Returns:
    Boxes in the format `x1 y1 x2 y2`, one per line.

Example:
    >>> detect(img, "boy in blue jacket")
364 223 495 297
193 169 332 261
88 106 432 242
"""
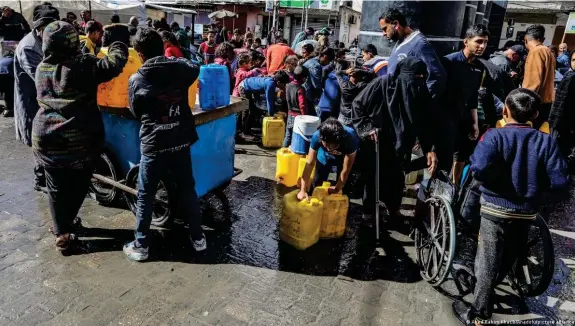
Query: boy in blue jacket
237 71 290 135
123 28 205 261
453 88 570 325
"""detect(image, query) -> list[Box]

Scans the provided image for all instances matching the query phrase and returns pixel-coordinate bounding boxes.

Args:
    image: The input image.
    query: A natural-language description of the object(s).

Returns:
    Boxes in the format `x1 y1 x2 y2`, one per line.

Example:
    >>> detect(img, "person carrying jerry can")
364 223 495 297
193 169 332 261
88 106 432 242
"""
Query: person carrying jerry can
298 118 359 201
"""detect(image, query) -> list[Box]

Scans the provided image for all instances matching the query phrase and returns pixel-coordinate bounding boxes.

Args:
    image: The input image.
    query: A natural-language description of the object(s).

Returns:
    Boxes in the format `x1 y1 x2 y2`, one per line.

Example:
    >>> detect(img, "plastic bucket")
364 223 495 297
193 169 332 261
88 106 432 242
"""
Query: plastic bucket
290 115 320 155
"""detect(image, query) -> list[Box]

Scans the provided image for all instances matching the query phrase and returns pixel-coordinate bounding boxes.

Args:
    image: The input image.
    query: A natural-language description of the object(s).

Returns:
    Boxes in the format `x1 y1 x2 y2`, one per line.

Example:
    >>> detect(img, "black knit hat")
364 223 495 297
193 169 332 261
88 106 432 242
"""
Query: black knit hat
33 4 60 29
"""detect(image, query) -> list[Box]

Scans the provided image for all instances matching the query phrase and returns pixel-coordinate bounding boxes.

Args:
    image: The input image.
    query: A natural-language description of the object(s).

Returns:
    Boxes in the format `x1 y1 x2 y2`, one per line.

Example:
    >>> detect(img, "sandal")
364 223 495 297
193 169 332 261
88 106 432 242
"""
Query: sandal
55 233 76 251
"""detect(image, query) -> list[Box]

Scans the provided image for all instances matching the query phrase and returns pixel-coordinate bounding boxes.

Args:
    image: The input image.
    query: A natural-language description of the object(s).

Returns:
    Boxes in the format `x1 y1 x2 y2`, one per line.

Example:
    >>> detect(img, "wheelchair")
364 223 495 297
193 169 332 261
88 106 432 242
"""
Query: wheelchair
413 167 555 297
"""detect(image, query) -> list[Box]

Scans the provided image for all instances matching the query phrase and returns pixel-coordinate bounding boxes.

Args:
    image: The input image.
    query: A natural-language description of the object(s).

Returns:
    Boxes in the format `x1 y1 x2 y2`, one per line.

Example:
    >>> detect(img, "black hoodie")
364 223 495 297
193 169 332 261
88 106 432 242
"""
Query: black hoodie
128 56 200 156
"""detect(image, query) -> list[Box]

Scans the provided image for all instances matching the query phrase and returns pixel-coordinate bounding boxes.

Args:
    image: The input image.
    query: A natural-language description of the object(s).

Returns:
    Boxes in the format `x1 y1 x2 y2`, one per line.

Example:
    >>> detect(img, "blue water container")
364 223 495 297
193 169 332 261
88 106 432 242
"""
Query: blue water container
290 115 321 155
199 64 230 110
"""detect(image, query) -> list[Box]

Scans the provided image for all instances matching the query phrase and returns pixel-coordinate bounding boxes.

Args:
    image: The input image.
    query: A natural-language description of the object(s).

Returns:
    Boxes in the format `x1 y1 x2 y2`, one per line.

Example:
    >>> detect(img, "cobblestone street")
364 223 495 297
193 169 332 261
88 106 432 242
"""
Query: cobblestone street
0 117 574 326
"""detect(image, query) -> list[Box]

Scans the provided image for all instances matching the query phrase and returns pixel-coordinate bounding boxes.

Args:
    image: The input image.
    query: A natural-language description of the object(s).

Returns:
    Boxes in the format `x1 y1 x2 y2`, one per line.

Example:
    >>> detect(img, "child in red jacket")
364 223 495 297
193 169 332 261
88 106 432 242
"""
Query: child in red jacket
233 52 260 97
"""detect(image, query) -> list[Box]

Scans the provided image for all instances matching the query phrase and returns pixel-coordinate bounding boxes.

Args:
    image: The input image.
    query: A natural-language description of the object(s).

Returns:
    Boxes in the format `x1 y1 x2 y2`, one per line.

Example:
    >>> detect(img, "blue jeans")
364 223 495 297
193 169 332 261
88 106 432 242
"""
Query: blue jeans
135 149 203 247
316 107 332 122
310 158 342 192
283 115 296 148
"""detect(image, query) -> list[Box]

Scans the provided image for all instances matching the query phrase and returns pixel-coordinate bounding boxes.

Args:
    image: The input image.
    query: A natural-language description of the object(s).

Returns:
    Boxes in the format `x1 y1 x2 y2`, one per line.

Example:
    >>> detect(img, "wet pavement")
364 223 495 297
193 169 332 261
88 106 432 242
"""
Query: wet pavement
0 116 574 326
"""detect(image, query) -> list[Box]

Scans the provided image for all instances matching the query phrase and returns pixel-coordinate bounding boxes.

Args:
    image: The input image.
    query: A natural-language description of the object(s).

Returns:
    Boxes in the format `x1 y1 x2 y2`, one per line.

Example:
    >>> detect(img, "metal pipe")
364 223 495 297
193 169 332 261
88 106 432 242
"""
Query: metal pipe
92 173 138 196
88 0 92 15
191 13 195 45
301 5 304 30
233 4 236 30
304 1 308 29
272 1 276 31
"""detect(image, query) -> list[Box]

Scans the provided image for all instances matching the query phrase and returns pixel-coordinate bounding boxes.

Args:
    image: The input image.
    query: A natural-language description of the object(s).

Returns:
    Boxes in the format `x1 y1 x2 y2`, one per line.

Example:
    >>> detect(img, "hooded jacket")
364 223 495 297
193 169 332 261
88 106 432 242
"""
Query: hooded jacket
352 57 435 164
13 4 59 147
14 31 43 147
128 56 200 156
32 21 128 169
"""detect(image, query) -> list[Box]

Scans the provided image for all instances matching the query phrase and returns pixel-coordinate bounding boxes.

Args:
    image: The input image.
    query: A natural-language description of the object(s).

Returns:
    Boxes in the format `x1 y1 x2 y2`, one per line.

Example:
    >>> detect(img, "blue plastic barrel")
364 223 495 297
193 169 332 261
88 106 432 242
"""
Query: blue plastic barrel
199 64 231 110
290 115 321 155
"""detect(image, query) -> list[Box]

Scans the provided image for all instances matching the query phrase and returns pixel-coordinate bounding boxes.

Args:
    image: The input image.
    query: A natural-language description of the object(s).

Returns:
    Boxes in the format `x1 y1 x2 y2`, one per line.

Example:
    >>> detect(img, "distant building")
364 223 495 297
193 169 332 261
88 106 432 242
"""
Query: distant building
500 1 575 48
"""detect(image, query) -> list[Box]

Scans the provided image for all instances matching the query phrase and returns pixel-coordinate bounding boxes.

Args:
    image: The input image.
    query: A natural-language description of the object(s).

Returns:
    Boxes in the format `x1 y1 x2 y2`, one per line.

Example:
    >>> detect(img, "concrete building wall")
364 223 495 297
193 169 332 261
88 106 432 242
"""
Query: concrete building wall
338 6 360 46
498 12 563 48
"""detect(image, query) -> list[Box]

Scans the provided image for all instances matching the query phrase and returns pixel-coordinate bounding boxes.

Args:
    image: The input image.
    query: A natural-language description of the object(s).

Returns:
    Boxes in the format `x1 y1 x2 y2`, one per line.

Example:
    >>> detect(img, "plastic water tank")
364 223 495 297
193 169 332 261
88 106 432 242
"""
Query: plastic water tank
199 64 230 110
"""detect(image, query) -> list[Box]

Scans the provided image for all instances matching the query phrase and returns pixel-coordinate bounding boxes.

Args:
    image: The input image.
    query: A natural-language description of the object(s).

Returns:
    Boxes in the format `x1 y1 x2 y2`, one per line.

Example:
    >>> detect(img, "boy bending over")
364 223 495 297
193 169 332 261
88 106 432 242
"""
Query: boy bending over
298 118 359 201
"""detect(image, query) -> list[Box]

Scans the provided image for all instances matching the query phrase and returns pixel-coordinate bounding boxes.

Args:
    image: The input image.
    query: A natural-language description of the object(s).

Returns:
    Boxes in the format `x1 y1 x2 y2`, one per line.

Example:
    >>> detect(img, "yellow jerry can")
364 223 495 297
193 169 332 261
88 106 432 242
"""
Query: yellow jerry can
296 156 315 188
280 190 323 250
97 48 142 109
312 182 349 238
188 79 199 110
405 170 419 185
539 121 550 134
276 148 301 187
496 119 533 128
262 115 286 148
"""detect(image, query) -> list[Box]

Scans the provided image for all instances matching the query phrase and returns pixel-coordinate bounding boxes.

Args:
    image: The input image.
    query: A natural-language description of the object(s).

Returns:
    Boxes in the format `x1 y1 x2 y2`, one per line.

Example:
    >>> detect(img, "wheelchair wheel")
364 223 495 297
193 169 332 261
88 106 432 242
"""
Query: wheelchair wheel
89 151 121 205
415 195 457 286
509 215 554 297
124 165 173 227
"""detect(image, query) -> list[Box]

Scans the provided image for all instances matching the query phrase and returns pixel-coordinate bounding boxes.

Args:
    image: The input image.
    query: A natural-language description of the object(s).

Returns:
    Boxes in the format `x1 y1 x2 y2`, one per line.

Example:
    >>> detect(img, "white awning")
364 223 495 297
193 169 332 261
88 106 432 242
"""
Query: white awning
0 0 146 24
145 2 197 15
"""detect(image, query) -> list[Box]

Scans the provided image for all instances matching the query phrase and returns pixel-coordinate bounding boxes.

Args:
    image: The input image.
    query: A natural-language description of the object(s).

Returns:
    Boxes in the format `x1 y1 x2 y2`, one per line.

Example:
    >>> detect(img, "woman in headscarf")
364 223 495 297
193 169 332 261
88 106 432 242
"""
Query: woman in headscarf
549 50 575 170
352 57 438 221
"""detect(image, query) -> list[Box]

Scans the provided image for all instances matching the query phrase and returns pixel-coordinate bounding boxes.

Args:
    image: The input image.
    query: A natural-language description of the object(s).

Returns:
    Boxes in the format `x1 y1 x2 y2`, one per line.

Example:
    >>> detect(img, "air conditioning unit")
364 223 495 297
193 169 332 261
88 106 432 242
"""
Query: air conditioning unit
348 15 356 24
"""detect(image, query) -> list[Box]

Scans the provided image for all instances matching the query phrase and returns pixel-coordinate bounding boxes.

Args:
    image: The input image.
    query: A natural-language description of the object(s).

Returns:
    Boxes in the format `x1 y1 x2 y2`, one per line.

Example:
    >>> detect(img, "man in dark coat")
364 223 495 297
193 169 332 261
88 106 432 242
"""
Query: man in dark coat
550 51 575 170
352 57 437 221
0 6 31 41
14 4 60 191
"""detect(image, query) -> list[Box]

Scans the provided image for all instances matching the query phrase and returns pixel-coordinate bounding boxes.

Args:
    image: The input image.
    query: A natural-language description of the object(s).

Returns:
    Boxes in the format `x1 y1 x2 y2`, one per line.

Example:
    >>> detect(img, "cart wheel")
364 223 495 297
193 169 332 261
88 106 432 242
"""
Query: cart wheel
89 151 120 205
124 165 173 227
509 215 554 297
415 195 456 287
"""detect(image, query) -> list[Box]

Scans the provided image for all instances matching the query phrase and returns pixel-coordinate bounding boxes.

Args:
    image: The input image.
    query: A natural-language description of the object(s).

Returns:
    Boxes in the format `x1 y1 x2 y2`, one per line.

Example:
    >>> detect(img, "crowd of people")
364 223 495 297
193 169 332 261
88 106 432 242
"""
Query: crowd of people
0 4 573 326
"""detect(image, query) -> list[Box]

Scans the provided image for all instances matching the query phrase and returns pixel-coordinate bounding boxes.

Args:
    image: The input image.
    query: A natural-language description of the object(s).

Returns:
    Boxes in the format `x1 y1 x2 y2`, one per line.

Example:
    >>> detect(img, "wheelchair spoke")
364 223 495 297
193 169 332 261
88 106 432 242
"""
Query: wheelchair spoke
424 244 434 275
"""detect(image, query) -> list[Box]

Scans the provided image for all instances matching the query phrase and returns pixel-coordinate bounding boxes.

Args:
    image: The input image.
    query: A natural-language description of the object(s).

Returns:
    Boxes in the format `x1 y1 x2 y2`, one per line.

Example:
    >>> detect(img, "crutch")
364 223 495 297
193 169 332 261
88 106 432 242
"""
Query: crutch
375 129 381 241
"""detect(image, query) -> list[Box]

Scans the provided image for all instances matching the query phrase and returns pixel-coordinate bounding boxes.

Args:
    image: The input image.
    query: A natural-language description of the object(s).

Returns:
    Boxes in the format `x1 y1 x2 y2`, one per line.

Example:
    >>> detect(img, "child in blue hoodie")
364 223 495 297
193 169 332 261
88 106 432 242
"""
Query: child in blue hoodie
453 88 570 325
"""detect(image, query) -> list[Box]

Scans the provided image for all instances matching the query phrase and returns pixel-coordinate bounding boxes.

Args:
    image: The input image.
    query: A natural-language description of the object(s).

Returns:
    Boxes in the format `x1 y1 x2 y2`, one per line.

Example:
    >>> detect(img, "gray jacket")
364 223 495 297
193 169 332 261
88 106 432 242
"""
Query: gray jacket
489 51 511 73
14 31 42 147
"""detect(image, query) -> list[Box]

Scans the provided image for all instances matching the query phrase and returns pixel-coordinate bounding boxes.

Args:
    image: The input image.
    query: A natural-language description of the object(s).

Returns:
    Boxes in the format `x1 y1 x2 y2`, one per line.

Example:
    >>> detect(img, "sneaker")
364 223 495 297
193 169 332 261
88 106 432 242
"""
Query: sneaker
2 109 13 117
191 233 207 252
123 241 149 261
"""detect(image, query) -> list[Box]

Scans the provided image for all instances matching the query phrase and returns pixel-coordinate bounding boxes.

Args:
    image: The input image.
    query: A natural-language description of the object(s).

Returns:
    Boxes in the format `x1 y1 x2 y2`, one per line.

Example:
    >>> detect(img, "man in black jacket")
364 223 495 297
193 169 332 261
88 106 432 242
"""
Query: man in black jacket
123 28 205 262
0 6 31 41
